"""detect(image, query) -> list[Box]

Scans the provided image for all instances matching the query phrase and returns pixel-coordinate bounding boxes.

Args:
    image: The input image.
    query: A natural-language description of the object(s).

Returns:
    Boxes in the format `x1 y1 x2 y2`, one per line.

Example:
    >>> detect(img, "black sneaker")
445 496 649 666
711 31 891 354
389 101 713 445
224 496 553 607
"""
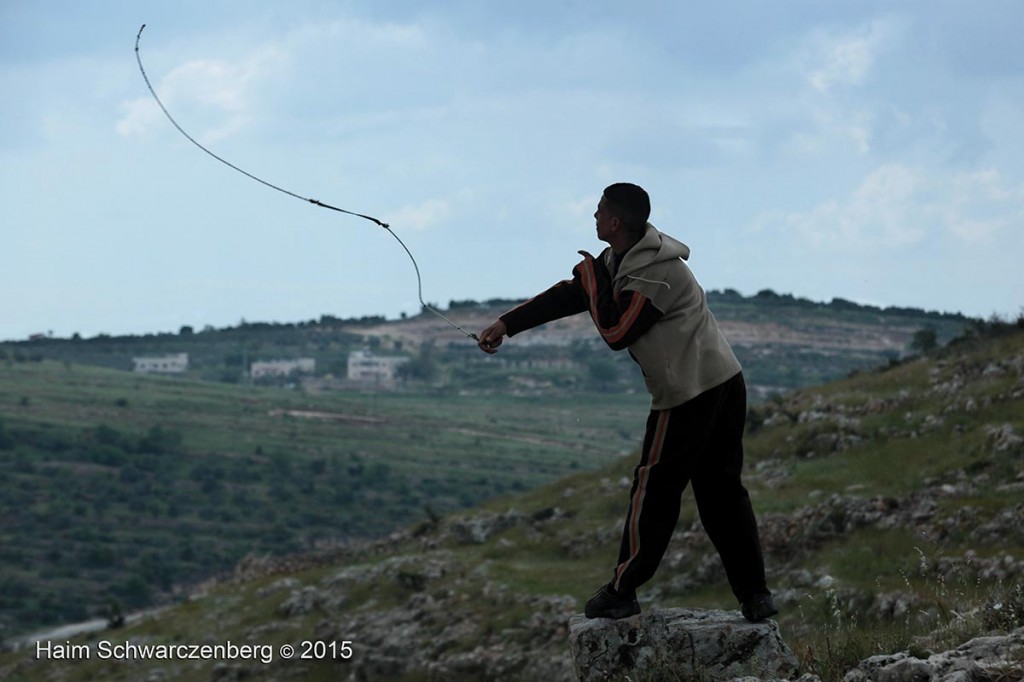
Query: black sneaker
741 593 779 622
585 584 641 619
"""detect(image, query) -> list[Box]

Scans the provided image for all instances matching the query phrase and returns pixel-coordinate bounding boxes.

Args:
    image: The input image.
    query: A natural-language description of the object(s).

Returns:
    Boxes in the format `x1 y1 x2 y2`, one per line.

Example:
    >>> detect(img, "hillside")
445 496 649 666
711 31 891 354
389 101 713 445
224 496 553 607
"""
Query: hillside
3 324 1021 681
3 290 972 399
0 292 973 642
0 361 648 640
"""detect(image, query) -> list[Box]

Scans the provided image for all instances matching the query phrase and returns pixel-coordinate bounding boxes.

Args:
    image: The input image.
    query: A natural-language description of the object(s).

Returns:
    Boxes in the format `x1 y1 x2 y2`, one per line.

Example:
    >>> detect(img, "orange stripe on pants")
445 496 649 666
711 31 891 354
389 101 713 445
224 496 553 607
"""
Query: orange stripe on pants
614 409 670 592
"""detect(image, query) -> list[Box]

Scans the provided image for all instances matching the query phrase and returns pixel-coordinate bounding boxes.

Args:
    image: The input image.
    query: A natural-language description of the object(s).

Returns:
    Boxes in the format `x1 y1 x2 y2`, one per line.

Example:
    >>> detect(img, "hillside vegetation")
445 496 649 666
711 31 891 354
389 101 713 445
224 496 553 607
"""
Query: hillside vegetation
3 324 1021 681
0 292 972 641
3 290 971 398
0 361 648 639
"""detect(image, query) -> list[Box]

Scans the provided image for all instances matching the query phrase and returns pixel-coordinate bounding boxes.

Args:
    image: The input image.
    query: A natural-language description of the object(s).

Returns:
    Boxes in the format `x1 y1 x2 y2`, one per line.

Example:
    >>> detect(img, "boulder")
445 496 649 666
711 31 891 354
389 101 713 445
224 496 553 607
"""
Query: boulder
445 509 526 544
569 607 799 681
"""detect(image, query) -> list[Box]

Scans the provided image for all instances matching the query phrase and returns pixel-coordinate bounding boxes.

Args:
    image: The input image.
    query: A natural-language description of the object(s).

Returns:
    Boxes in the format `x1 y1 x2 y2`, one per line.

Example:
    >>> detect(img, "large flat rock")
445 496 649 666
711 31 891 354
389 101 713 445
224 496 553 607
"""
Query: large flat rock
569 607 799 681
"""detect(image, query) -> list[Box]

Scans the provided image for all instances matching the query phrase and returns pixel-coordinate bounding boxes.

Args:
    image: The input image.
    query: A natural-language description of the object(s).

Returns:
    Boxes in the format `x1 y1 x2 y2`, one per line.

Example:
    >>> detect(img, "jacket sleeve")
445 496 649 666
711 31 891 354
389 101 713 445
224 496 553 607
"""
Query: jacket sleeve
499 275 589 337
574 251 663 351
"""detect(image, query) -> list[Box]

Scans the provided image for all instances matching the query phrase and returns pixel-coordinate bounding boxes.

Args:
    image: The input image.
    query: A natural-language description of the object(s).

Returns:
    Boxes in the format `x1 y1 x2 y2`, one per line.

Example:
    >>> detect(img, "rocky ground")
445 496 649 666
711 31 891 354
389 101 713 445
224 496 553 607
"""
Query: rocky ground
3 334 1022 681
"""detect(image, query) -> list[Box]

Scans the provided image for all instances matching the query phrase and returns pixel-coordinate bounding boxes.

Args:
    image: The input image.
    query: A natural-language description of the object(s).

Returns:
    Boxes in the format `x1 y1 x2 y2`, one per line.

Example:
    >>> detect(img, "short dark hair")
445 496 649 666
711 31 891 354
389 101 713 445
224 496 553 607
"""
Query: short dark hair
602 183 651 234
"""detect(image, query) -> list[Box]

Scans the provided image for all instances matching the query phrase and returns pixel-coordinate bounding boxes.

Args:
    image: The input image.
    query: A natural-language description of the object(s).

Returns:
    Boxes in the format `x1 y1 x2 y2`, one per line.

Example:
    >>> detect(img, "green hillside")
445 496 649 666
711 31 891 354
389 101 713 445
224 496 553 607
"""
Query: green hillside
3 291 972 398
0 360 648 639
2 323 1021 681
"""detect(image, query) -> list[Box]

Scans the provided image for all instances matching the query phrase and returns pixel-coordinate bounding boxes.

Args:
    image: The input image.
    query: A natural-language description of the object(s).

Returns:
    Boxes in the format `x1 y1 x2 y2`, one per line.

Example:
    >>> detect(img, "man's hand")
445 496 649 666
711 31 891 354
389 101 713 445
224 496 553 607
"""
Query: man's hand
573 250 612 301
477 319 507 354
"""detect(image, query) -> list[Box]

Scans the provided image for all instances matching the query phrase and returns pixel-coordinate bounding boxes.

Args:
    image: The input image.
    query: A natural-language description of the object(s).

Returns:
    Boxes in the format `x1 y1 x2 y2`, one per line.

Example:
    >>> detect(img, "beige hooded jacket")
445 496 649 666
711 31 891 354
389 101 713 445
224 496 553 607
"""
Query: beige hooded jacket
606 223 741 409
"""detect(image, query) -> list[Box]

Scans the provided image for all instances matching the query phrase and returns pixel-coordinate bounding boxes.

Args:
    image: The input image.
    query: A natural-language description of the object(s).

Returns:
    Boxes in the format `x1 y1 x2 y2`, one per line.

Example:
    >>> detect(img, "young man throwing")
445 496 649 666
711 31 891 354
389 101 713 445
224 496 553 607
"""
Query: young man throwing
477 183 777 622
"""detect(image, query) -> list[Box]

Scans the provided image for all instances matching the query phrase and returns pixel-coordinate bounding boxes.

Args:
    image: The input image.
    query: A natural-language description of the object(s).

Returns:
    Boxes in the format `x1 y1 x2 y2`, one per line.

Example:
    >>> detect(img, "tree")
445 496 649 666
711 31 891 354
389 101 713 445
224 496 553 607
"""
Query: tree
0 418 13 450
720 288 744 301
588 359 618 391
398 343 439 382
138 425 184 455
910 327 938 354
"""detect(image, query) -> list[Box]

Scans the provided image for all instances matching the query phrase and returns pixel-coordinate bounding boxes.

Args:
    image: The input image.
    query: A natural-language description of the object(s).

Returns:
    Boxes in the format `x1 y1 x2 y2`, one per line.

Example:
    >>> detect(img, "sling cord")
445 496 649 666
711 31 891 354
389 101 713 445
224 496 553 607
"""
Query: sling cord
134 24 479 342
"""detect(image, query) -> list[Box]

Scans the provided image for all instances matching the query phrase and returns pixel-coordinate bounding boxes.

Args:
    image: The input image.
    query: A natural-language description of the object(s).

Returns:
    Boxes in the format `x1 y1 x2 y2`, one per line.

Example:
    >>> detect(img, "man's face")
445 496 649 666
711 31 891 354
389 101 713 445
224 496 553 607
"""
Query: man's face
594 196 618 243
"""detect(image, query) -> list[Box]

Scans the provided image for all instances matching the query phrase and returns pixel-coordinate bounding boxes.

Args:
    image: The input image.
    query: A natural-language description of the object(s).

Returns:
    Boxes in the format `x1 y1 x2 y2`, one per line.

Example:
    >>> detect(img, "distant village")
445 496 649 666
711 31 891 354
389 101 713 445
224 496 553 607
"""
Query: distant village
131 349 410 388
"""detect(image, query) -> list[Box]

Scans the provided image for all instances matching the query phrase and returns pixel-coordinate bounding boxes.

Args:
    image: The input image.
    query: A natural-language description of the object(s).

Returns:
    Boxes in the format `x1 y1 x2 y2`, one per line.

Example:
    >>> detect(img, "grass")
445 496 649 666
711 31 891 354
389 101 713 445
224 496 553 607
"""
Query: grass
0 359 650 638
0 361 647 461
788 562 1023 682
2 329 1022 681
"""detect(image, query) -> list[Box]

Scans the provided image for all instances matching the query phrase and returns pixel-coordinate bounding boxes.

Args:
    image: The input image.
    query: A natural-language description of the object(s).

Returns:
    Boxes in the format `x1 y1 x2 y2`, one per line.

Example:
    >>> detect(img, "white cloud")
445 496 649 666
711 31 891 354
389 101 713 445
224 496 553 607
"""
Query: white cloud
759 164 1024 250
116 96 162 137
760 17 910 161
847 122 872 155
945 169 1024 242
567 195 598 219
385 198 450 231
117 47 284 144
286 16 429 52
804 18 899 93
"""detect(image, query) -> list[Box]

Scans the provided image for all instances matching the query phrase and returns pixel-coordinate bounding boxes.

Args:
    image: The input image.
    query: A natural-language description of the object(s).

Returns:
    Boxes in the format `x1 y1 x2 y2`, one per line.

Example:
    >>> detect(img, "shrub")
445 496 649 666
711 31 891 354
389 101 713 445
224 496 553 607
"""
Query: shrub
983 583 1024 631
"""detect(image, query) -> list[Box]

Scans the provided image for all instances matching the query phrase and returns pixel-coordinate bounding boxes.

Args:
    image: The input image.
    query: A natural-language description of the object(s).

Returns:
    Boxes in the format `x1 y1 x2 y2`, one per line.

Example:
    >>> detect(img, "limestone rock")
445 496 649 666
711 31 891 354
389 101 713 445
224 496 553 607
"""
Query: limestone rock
569 607 799 681
445 509 526 544
842 626 1024 682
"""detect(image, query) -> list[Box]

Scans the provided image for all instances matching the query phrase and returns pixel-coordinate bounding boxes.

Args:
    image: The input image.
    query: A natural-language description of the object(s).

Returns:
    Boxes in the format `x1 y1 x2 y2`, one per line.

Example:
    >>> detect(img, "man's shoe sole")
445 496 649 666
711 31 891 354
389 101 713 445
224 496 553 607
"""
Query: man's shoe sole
585 602 641 619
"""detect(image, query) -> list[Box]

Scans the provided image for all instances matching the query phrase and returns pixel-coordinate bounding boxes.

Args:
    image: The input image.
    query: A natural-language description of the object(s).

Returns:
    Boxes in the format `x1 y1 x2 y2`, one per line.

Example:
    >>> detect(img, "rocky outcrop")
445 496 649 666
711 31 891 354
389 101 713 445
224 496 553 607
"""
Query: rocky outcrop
569 608 799 682
302 551 578 682
843 626 1024 682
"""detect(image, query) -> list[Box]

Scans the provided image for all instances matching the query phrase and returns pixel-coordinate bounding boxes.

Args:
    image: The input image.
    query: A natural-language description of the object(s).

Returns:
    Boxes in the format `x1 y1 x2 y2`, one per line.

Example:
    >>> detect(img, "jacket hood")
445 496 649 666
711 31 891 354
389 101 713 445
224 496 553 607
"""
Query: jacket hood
614 223 690 281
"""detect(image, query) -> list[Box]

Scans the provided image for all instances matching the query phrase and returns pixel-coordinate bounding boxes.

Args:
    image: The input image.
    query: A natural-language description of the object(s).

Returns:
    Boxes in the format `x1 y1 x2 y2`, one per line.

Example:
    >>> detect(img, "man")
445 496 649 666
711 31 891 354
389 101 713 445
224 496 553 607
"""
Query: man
477 183 777 622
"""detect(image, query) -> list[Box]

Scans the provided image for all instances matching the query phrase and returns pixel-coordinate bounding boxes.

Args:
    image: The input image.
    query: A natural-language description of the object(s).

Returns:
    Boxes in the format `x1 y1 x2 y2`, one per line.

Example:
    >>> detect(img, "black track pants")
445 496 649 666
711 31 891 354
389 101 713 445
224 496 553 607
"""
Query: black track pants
611 372 769 604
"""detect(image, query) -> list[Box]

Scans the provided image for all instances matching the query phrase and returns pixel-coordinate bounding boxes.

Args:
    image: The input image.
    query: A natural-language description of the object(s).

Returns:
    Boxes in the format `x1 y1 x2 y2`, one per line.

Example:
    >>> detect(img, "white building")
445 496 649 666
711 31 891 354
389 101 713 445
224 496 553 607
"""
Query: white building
347 349 409 386
251 358 316 379
132 353 189 374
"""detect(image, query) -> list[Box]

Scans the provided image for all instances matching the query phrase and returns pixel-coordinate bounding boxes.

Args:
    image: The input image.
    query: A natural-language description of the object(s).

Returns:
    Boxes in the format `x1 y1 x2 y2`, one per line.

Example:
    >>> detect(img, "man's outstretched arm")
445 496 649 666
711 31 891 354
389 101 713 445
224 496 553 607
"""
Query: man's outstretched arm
477 276 589 354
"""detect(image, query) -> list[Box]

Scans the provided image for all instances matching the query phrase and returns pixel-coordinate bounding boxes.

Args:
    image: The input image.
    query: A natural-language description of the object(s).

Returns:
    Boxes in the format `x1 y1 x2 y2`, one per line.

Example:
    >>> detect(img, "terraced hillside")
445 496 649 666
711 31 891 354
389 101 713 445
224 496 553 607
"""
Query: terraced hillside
0 361 648 639
3 326 1020 681
3 291 972 399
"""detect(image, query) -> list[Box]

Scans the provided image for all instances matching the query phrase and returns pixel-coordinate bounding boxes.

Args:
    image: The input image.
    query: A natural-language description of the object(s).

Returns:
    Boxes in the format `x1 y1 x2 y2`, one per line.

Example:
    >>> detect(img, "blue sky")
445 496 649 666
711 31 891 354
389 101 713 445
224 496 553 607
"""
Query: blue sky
2 1 1022 341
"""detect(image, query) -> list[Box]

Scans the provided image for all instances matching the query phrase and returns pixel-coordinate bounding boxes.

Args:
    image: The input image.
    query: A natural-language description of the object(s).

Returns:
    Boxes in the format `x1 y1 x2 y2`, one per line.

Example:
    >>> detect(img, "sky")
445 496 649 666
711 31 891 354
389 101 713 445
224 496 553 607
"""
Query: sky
2 0 1023 342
